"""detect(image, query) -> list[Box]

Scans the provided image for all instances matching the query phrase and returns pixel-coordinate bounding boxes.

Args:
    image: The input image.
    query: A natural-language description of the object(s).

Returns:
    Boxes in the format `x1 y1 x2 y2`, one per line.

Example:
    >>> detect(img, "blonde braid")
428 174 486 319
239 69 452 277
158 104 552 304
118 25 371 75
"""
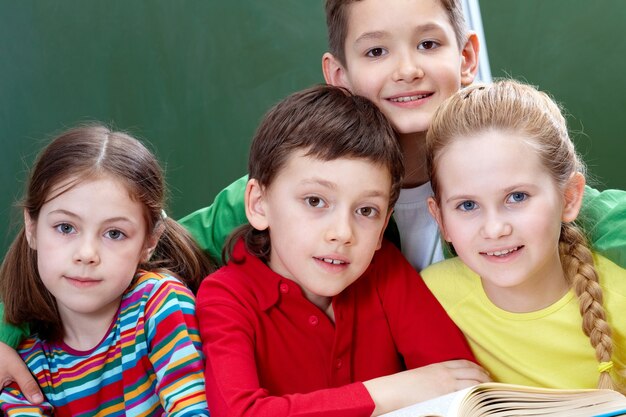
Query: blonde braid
560 223 618 391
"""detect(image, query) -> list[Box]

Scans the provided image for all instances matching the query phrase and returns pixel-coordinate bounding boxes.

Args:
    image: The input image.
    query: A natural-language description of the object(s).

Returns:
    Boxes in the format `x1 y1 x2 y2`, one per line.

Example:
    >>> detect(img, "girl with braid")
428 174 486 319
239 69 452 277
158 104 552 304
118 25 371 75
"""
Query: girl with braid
422 79 626 392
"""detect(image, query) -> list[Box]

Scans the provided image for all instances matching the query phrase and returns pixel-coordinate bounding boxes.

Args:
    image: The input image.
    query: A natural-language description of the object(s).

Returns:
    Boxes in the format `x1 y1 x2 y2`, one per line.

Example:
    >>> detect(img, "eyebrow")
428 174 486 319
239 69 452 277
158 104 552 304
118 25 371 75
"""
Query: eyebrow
48 209 134 225
354 22 447 45
444 183 539 204
300 179 389 199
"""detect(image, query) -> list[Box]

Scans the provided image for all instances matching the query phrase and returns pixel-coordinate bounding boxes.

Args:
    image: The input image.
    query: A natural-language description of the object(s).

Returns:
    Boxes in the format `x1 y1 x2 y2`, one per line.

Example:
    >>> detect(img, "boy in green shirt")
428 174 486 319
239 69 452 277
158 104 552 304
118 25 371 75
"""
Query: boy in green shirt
2 0 626 405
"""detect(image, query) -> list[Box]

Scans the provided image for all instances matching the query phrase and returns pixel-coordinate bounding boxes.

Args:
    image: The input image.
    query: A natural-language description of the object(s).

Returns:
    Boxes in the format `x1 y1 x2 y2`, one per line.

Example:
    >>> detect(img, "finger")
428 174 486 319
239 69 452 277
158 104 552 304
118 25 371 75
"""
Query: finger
442 359 484 370
10 361 44 404
447 363 491 380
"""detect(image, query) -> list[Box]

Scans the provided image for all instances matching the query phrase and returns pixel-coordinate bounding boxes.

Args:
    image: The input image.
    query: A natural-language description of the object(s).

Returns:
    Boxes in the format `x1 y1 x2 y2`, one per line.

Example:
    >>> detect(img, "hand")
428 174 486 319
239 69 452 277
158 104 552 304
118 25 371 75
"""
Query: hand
363 359 491 416
0 341 43 404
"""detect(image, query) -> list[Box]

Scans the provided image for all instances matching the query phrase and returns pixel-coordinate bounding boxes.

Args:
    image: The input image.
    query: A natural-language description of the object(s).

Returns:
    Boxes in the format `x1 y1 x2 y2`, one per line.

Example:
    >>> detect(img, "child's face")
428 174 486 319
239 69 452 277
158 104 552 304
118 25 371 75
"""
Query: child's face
248 152 392 309
325 0 476 137
428 130 581 309
25 175 153 325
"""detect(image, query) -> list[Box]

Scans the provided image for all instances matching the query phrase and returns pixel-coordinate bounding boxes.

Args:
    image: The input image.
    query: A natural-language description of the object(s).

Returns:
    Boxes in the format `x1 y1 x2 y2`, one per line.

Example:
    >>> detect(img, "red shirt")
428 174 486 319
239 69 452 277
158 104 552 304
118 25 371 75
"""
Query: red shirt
196 239 474 417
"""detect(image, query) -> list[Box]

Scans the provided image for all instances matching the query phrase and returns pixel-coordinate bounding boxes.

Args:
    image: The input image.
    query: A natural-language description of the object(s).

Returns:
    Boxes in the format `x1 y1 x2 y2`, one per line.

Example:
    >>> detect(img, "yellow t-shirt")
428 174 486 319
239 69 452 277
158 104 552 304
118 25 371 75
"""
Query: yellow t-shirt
422 253 626 389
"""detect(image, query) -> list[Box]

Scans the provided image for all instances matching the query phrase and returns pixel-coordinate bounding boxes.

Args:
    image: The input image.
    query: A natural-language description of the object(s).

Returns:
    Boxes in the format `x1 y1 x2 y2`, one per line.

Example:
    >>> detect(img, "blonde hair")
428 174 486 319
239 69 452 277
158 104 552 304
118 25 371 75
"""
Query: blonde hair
426 79 620 392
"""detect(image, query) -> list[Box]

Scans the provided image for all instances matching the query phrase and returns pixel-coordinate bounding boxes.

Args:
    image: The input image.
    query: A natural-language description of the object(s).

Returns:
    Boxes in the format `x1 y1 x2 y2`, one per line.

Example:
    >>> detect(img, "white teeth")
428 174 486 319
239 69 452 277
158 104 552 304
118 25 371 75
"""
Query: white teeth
486 247 520 256
322 258 345 265
390 94 428 102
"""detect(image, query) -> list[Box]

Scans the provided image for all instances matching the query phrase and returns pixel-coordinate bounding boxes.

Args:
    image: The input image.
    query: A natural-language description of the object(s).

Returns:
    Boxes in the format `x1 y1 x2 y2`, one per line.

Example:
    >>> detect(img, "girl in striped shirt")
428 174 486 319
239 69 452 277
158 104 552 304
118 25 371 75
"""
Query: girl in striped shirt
0 125 213 416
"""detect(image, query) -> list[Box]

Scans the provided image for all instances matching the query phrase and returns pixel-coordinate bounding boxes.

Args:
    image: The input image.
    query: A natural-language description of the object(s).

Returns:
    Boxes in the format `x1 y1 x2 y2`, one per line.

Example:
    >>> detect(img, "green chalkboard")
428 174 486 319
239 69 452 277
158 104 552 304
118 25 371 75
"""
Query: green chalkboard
480 0 626 192
1 1 625 257
0 1 327 253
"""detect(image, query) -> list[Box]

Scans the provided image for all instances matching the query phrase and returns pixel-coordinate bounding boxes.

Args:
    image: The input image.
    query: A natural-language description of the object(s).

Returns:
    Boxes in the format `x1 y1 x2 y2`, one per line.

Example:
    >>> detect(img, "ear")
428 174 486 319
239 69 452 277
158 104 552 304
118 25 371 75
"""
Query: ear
376 210 394 250
460 31 480 87
322 52 351 89
143 221 165 262
561 172 586 223
23 209 37 249
427 197 451 242
245 178 270 231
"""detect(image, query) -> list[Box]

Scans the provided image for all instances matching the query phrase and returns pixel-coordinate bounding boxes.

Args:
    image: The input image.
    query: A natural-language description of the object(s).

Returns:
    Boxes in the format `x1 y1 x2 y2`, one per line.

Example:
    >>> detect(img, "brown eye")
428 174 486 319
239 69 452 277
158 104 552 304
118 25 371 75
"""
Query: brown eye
366 47 387 57
418 40 439 50
305 196 326 208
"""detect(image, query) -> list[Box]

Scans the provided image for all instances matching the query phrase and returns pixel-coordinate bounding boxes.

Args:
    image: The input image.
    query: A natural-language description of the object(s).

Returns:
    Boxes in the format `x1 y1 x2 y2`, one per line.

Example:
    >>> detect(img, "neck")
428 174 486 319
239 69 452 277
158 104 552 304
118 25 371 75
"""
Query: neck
481 257 570 313
58 301 121 351
398 131 429 188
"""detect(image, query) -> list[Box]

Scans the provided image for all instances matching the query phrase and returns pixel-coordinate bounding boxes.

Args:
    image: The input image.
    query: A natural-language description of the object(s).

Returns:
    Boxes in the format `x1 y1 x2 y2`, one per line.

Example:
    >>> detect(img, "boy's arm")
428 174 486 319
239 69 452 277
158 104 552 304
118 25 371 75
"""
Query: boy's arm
579 185 626 268
374 241 476 366
0 310 43 405
145 276 210 416
178 175 249 264
0 307 30 348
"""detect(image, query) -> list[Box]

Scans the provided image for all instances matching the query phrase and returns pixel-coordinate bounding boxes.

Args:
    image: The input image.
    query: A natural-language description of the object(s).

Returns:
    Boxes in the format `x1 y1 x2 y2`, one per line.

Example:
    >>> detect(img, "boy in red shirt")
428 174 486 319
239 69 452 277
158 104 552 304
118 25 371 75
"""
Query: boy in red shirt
197 85 489 417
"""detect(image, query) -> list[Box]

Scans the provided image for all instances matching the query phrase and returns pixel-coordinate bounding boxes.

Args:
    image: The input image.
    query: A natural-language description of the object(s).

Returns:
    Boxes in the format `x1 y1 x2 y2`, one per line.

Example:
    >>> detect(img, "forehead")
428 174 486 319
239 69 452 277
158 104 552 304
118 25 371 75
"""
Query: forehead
436 130 555 194
42 174 141 217
345 0 453 37
271 151 392 193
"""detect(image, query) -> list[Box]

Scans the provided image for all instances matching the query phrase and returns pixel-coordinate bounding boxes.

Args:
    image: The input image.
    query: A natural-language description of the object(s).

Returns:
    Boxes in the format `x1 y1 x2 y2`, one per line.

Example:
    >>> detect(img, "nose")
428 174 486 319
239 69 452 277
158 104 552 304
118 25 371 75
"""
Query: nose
73 235 100 265
480 211 512 240
392 50 424 83
325 210 354 245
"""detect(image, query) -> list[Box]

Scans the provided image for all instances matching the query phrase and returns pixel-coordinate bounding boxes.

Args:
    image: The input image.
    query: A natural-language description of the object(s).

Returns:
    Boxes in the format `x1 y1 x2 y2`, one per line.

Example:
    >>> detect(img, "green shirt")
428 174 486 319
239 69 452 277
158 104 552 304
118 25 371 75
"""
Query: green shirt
2 178 626 347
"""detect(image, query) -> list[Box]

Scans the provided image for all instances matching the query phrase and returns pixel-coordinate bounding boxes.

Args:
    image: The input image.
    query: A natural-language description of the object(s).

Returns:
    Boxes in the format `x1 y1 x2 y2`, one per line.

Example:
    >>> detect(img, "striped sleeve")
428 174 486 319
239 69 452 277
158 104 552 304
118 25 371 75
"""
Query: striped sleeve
143 274 209 417
0 343 54 416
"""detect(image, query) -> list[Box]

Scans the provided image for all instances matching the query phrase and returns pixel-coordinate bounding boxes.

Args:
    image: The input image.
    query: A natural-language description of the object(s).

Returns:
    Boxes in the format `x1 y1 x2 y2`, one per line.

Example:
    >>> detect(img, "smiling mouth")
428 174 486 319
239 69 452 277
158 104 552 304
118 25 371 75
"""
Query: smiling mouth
482 246 523 257
389 93 433 103
315 257 347 265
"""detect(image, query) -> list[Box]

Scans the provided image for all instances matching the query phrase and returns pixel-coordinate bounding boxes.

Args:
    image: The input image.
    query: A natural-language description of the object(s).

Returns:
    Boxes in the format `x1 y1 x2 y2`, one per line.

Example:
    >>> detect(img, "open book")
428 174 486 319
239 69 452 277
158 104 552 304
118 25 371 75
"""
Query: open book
381 382 626 417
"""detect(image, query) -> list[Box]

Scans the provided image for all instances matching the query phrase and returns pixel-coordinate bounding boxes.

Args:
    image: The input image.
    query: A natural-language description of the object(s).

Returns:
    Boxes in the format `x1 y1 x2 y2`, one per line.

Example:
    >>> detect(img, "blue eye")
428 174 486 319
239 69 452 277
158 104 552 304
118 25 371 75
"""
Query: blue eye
305 196 327 208
507 192 528 203
457 201 477 212
105 229 127 240
55 223 75 235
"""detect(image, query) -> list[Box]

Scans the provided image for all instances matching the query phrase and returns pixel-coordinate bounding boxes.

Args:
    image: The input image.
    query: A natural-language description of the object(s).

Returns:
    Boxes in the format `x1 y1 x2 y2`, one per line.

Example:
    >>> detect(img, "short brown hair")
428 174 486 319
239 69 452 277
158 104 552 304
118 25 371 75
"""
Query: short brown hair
226 84 403 263
325 0 468 66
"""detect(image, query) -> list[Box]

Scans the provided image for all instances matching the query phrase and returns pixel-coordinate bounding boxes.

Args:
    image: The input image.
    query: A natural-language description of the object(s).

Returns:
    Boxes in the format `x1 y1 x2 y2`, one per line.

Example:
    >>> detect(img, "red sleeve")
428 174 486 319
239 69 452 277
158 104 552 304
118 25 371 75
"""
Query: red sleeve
195 273 375 417
374 241 476 367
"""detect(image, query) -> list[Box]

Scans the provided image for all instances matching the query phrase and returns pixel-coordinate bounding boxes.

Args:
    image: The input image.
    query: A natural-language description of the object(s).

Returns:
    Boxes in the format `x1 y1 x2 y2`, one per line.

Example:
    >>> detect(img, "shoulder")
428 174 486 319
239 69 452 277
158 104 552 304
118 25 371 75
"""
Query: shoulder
593 253 626 298
368 239 411 271
359 240 416 288
128 270 189 296
196 244 279 312
122 270 195 316
421 257 479 304
421 257 473 282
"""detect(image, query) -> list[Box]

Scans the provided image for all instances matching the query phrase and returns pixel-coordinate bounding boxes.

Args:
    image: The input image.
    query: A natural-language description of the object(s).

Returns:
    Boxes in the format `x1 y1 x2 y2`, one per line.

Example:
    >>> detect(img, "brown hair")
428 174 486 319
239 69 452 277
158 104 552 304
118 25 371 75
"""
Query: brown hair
426 79 620 392
0 124 215 341
224 84 403 263
325 0 468 66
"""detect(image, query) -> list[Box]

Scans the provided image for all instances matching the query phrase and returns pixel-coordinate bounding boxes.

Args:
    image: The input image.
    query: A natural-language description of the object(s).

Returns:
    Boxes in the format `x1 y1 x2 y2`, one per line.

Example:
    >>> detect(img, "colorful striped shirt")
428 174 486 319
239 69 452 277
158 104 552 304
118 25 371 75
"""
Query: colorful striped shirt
0 271 209 416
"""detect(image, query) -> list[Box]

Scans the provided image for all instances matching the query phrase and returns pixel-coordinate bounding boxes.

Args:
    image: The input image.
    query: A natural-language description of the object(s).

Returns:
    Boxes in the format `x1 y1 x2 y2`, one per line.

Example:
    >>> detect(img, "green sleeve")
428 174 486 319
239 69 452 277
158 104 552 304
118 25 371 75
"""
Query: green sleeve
579 185 626 268
178 175 248 265
0 304 30 348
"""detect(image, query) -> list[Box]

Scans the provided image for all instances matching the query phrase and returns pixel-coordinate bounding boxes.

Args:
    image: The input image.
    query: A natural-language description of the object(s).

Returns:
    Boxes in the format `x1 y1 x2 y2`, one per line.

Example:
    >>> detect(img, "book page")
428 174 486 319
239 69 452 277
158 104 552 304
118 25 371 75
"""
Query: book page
379 383 626 417
380 387 474 417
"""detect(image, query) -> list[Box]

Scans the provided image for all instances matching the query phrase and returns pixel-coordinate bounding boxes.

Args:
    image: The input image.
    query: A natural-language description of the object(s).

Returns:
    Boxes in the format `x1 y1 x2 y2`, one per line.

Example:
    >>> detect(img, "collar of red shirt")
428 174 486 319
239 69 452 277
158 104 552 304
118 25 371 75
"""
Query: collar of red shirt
231 239 305 311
